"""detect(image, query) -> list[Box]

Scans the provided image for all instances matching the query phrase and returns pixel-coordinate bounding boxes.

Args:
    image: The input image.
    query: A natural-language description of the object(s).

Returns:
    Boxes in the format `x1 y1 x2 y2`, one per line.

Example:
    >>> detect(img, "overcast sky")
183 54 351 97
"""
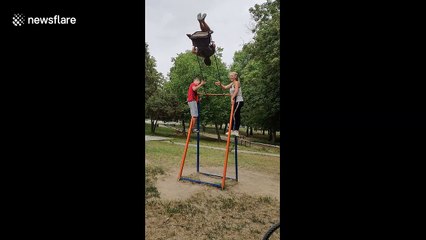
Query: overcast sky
145 0 266 79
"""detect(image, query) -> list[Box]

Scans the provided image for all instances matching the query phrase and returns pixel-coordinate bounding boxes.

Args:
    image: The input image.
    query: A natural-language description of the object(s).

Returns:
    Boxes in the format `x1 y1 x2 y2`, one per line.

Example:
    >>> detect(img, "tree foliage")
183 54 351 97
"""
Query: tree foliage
145 42 170 133
145 42 163 103
146 89 180 133
166 49 229 138
230 0 280 142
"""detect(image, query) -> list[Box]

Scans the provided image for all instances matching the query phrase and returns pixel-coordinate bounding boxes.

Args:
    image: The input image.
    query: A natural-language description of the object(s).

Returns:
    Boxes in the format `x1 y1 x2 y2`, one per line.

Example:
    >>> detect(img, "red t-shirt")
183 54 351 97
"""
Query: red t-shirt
187 82 199 102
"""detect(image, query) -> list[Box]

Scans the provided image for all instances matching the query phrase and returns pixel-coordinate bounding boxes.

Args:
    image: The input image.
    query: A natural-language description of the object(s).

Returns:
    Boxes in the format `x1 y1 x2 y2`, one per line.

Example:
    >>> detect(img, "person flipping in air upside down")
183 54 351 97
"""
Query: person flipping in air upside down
187 13 216 66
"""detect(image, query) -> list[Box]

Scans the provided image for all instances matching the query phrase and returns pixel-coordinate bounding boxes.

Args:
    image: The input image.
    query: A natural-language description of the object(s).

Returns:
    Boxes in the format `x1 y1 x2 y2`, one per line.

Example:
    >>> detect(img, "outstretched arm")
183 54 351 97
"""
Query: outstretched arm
214 81 232 90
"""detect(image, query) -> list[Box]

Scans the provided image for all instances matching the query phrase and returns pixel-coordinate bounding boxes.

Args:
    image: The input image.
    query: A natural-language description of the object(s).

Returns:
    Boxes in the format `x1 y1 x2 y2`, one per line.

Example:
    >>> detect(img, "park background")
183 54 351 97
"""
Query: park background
145 0 281 239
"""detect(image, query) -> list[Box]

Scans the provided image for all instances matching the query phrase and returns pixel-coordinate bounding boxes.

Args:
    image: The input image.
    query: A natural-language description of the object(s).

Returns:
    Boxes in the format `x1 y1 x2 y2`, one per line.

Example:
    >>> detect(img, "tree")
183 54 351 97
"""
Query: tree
230 43 260 135
167 48 229 140
145 42 163 103
145 42 168 132
230 0 280 143
248 0 280 143
146 89 179 134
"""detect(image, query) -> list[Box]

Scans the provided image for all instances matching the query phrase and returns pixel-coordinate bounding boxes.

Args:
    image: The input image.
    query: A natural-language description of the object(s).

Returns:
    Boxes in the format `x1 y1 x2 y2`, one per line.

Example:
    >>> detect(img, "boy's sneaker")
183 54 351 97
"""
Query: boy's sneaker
201 13 207 20
225 130 239 136
193 129 199 133
197 13 202 20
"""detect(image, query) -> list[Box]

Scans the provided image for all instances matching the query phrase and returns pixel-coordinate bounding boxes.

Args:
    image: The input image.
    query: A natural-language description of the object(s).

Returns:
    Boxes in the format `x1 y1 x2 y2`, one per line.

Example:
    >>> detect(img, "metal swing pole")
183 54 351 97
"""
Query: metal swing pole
235 136 238 182
196 96 200 173
213 55 221 81
195 55 205 173
231 100 238 182
196 56 205 79
178 116 195 180
221 102 235 189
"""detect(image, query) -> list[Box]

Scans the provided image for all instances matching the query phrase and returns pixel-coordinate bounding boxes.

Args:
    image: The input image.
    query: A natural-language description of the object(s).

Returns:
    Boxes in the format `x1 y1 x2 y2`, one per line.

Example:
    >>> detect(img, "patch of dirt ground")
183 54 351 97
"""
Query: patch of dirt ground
146 166 280 240
156 166 280 201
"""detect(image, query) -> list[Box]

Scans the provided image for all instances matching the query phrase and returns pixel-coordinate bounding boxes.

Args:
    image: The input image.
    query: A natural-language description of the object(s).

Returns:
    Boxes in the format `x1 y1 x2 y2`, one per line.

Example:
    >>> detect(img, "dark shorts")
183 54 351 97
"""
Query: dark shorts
198 47 215 58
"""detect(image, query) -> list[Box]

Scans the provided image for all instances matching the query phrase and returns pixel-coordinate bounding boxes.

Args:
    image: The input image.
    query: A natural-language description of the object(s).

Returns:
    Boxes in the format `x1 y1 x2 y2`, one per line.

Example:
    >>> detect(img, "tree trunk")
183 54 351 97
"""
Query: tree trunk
271 129 276 143
150 118 155 133
153 119 158 134
246 126 249 136
219 124 222 130
215 123 221 141
151 118 158 134
223 123 228 134
268 129 272 141
262 129 265 135
250 127 253 136
202 124 206 132
182 119 186 133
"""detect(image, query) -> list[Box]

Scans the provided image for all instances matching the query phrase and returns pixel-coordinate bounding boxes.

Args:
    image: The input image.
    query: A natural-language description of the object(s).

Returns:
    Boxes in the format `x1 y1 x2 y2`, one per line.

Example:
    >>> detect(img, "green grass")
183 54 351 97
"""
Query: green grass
145 123 280 155
170 136 280 154
203 126 281 146
145 122 180 137
145 141 280 175
145 122 280 146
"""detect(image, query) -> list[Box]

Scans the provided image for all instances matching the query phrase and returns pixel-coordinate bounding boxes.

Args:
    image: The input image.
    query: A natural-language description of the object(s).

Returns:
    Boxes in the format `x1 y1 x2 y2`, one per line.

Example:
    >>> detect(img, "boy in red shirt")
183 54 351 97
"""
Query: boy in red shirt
187 77 206 132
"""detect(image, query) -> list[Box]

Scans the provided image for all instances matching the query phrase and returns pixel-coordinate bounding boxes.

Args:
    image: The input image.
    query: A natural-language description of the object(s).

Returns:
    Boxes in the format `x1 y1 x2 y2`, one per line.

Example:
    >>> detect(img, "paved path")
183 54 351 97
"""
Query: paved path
145 135 172 141
168 142 280 158
145 135 280 157
147 122 280 149
193 132 280 149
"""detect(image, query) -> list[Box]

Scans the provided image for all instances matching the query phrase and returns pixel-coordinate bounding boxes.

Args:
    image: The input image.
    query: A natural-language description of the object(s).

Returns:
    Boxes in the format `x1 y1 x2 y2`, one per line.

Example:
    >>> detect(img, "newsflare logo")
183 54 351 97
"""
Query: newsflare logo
12 13 77 27
12 13 25 26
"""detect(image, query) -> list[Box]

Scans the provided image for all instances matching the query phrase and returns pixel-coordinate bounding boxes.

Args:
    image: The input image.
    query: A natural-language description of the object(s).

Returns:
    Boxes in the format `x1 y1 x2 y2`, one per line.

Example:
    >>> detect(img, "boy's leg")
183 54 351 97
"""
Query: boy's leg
188 101 198 118
198 20 207 32
199 20 211 32
188 101 200 132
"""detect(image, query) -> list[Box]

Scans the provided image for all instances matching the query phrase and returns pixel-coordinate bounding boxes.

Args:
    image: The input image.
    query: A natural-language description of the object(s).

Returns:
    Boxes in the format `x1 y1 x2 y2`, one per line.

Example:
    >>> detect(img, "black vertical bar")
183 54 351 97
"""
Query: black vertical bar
235 136 238 181
197 101 200 172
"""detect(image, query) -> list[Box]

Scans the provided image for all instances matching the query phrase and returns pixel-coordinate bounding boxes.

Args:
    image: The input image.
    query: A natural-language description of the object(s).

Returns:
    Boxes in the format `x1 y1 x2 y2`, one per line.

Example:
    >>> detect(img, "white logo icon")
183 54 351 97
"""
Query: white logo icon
12 13 25 26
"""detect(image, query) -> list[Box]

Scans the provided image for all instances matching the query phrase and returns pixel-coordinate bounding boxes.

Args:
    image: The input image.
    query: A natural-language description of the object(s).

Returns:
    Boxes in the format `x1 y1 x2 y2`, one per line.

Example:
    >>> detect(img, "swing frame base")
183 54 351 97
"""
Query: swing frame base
179 177 222 189
198 171 238 181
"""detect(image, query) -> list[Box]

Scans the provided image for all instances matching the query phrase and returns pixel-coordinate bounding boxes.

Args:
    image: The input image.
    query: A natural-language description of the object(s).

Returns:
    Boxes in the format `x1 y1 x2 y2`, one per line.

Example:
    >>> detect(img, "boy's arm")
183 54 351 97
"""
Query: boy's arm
192 81 206 91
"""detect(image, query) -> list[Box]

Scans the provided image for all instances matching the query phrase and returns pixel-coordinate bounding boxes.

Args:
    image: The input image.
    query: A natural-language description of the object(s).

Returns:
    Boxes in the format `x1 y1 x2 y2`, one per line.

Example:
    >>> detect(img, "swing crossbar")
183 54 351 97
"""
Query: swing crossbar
198 93 231 96
198 171 237 180
179 177 222 188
